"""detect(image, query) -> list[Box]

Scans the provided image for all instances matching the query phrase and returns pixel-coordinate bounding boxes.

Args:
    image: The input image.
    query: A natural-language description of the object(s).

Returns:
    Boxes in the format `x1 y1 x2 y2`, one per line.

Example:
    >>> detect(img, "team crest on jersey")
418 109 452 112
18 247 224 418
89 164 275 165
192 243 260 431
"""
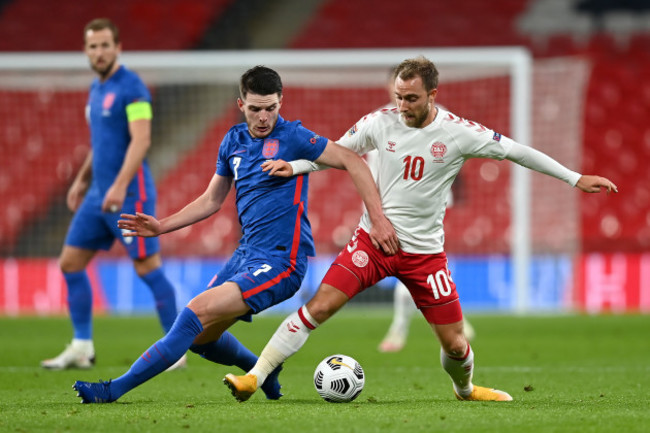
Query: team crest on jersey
347 124 358 137
386 141 396 152
102 92 116 116
430 142 447 163
309 134 321 144
352 250 369 268
493 132 502 142
262 139 279 158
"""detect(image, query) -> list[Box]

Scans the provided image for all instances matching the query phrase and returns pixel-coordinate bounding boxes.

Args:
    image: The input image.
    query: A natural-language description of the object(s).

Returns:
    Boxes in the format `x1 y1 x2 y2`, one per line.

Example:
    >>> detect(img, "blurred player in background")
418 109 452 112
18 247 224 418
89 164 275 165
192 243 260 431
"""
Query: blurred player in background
41 18 187 370
71 65 397 403
224 56 617 403
374 67 474 353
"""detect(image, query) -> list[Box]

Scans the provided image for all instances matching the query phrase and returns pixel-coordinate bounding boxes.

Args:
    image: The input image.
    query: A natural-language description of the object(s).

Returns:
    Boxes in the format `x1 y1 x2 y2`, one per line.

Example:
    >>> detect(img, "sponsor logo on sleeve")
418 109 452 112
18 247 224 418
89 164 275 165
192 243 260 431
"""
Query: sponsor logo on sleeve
309 134 321 144
492 132 502 142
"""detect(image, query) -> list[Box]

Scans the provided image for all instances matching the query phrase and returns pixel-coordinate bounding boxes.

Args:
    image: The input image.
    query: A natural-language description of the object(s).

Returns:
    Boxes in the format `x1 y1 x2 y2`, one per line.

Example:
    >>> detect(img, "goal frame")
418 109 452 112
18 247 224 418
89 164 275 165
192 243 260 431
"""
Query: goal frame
0 47 533 312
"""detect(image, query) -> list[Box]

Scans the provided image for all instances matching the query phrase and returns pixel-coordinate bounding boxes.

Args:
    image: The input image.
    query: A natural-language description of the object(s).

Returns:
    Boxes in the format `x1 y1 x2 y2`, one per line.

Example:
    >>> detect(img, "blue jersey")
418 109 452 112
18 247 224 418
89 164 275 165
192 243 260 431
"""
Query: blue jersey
86 65 155 199
216 116 328 258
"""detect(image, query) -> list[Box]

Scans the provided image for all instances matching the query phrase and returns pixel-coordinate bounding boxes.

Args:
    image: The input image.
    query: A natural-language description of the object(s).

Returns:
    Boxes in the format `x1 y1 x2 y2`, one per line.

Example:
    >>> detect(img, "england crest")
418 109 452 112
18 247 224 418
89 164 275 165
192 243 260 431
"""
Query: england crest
263 139 279 158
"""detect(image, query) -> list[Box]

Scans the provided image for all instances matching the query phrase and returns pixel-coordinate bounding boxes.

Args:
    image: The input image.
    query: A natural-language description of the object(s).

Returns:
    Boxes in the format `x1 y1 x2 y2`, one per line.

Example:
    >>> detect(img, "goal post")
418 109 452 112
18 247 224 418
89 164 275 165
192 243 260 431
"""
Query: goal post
0 48 590 314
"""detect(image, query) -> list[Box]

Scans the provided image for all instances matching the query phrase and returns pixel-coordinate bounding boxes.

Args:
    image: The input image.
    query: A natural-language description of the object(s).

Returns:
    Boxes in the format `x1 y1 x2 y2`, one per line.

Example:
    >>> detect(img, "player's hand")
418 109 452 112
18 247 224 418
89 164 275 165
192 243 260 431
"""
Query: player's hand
102 184 127 213
262 159 293 177
576 175 618 194
117 212 161 237
66 182 88 212
369 215 399 256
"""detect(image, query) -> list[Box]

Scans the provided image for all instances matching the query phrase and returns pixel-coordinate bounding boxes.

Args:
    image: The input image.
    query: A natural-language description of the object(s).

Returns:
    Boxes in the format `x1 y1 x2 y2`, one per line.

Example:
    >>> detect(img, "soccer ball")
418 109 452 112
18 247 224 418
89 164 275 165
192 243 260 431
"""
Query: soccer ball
313 354 365 403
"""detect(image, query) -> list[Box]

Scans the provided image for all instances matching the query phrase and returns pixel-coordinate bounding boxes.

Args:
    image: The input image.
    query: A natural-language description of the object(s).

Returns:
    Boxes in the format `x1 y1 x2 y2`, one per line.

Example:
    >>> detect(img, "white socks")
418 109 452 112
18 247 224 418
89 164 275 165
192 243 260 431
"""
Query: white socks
440 344 474 397
250 306 319 386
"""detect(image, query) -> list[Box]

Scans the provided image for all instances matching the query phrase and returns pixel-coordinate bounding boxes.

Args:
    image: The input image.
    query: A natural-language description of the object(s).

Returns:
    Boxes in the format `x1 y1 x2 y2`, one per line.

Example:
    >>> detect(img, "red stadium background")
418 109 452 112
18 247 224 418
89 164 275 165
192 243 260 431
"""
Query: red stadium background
0 0 648 312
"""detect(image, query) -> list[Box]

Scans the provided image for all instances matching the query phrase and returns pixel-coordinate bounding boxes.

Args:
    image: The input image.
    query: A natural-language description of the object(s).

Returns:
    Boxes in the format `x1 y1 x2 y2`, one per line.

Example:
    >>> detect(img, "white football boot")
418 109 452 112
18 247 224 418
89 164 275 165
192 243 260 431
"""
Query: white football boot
41 339 95 370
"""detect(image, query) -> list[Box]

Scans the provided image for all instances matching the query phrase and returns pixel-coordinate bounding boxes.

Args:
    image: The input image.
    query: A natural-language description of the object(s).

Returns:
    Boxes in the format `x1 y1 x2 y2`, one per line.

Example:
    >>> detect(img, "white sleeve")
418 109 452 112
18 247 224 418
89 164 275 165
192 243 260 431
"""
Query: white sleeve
288 159 328 174
505 140 582 186
288 113 376 175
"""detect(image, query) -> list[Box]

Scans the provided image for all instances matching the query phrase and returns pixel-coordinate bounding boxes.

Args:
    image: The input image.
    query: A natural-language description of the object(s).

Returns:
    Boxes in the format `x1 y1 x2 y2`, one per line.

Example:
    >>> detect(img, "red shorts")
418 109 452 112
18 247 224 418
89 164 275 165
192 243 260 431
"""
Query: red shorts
322 227 462 325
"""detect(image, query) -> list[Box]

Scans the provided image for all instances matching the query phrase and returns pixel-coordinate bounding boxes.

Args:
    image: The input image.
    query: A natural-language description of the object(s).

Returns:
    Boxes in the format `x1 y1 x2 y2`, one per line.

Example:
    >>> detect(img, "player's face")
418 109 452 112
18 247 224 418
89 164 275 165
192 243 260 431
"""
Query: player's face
394 76 437 128
84 28 121 80
238 93 282 139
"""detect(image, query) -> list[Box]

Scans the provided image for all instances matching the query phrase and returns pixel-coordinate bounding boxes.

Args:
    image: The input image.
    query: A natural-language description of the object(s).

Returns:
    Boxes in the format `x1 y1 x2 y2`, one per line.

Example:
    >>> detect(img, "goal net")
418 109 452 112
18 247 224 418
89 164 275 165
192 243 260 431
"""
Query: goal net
0 49 588 314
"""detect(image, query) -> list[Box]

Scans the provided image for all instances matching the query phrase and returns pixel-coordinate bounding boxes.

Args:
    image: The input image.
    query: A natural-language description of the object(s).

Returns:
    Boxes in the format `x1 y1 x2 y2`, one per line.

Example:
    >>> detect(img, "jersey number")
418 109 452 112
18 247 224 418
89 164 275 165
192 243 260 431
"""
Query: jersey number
233 157 242 180
426 270 452 300
253 264 272 276
403 156 424 181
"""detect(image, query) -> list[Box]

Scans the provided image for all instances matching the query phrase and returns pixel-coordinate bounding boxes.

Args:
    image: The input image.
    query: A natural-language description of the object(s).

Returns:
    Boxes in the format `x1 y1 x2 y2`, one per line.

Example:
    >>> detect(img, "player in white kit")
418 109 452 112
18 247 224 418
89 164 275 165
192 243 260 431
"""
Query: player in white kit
224 56 617 402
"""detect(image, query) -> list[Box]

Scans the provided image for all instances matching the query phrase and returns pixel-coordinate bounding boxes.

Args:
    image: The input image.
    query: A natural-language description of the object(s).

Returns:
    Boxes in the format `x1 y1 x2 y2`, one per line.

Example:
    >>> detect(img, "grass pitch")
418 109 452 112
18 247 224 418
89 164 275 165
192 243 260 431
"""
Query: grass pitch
0 311 648 433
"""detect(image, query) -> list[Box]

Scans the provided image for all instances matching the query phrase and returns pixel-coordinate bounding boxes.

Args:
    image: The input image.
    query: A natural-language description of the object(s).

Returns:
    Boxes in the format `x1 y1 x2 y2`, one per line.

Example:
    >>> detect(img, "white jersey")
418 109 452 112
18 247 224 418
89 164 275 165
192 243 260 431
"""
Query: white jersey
336 107 579 254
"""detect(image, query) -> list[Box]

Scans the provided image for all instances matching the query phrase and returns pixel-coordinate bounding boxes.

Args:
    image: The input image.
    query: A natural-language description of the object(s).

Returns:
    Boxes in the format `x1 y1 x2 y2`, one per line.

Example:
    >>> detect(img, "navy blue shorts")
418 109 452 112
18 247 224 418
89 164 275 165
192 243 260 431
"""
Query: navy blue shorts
207 245 308 321
64 190 159 259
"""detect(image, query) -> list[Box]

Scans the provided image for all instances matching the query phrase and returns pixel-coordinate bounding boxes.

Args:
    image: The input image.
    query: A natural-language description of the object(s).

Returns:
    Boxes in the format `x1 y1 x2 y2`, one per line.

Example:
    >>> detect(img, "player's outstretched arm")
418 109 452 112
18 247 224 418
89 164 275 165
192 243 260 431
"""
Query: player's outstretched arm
316 140 399 255
575 175 618 194
119 173 232 237
505 142 618 193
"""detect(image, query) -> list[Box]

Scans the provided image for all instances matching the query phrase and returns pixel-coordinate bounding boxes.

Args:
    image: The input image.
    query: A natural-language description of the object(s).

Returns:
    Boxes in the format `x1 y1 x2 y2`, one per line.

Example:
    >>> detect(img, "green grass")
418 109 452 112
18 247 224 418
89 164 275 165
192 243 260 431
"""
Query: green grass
1 311 648 433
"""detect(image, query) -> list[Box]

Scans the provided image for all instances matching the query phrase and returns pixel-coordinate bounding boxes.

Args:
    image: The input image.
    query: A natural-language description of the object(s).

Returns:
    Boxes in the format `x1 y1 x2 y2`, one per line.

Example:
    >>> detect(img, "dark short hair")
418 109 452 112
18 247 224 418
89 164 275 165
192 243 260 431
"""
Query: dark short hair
394 56 439 92
239 66 283 99
84 18 120 45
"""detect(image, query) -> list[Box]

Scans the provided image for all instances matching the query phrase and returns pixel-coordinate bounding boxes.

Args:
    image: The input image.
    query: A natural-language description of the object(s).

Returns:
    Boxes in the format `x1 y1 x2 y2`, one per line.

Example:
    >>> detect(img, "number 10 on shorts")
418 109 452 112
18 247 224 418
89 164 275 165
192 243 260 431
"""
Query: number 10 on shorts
426 270 452 300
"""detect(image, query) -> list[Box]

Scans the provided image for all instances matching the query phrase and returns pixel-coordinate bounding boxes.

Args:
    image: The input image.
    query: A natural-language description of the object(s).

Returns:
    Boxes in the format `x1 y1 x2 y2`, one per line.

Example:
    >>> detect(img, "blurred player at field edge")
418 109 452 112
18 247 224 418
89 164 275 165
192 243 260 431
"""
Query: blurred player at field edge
71 65 397 403
41 18 187 370
224 56 617 403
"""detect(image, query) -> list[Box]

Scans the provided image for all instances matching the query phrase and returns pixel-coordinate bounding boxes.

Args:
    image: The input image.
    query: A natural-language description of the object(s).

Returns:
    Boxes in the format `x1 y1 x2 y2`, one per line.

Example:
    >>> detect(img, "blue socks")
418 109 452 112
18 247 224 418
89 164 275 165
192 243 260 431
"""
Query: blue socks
190 331 258 371
109 307 203 400
64 270 93 340
140 267 178 333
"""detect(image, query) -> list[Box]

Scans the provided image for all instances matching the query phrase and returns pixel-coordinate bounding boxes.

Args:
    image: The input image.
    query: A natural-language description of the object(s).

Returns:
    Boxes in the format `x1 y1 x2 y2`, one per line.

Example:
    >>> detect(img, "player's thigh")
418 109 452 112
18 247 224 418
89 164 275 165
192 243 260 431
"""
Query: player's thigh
398 252 462 325
64 195 115 253
209 247 308 317
233 253 308 314
321 227 392 299
59 245 97 273
188 282 250 329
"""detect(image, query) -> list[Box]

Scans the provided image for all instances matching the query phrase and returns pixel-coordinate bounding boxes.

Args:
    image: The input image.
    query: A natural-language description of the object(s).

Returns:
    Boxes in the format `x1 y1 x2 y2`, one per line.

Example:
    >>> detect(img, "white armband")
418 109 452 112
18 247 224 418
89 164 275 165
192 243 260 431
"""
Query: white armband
289 159 327 175
505 141 582 187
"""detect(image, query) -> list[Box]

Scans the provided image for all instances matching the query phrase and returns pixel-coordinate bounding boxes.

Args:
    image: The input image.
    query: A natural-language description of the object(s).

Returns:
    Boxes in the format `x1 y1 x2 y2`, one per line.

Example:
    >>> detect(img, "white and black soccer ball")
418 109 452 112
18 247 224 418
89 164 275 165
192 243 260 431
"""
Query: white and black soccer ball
313 354 365 403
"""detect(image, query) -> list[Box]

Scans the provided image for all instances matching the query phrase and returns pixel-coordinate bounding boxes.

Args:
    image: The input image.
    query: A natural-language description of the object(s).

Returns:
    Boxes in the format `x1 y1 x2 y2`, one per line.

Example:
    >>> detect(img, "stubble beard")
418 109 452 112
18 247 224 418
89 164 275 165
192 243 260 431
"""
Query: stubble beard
92 58 116 80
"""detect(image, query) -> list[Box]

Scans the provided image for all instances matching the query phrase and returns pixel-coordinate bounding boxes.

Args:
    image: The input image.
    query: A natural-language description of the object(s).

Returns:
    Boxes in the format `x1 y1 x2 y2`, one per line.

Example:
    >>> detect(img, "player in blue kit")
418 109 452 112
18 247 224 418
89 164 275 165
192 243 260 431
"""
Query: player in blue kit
72 65 398 403
41 18 187 370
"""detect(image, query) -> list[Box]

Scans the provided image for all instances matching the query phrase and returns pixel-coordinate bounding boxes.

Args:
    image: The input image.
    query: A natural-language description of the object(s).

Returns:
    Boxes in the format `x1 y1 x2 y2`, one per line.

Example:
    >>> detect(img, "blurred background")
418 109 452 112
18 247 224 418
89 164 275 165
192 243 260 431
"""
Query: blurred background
0 0 648 316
